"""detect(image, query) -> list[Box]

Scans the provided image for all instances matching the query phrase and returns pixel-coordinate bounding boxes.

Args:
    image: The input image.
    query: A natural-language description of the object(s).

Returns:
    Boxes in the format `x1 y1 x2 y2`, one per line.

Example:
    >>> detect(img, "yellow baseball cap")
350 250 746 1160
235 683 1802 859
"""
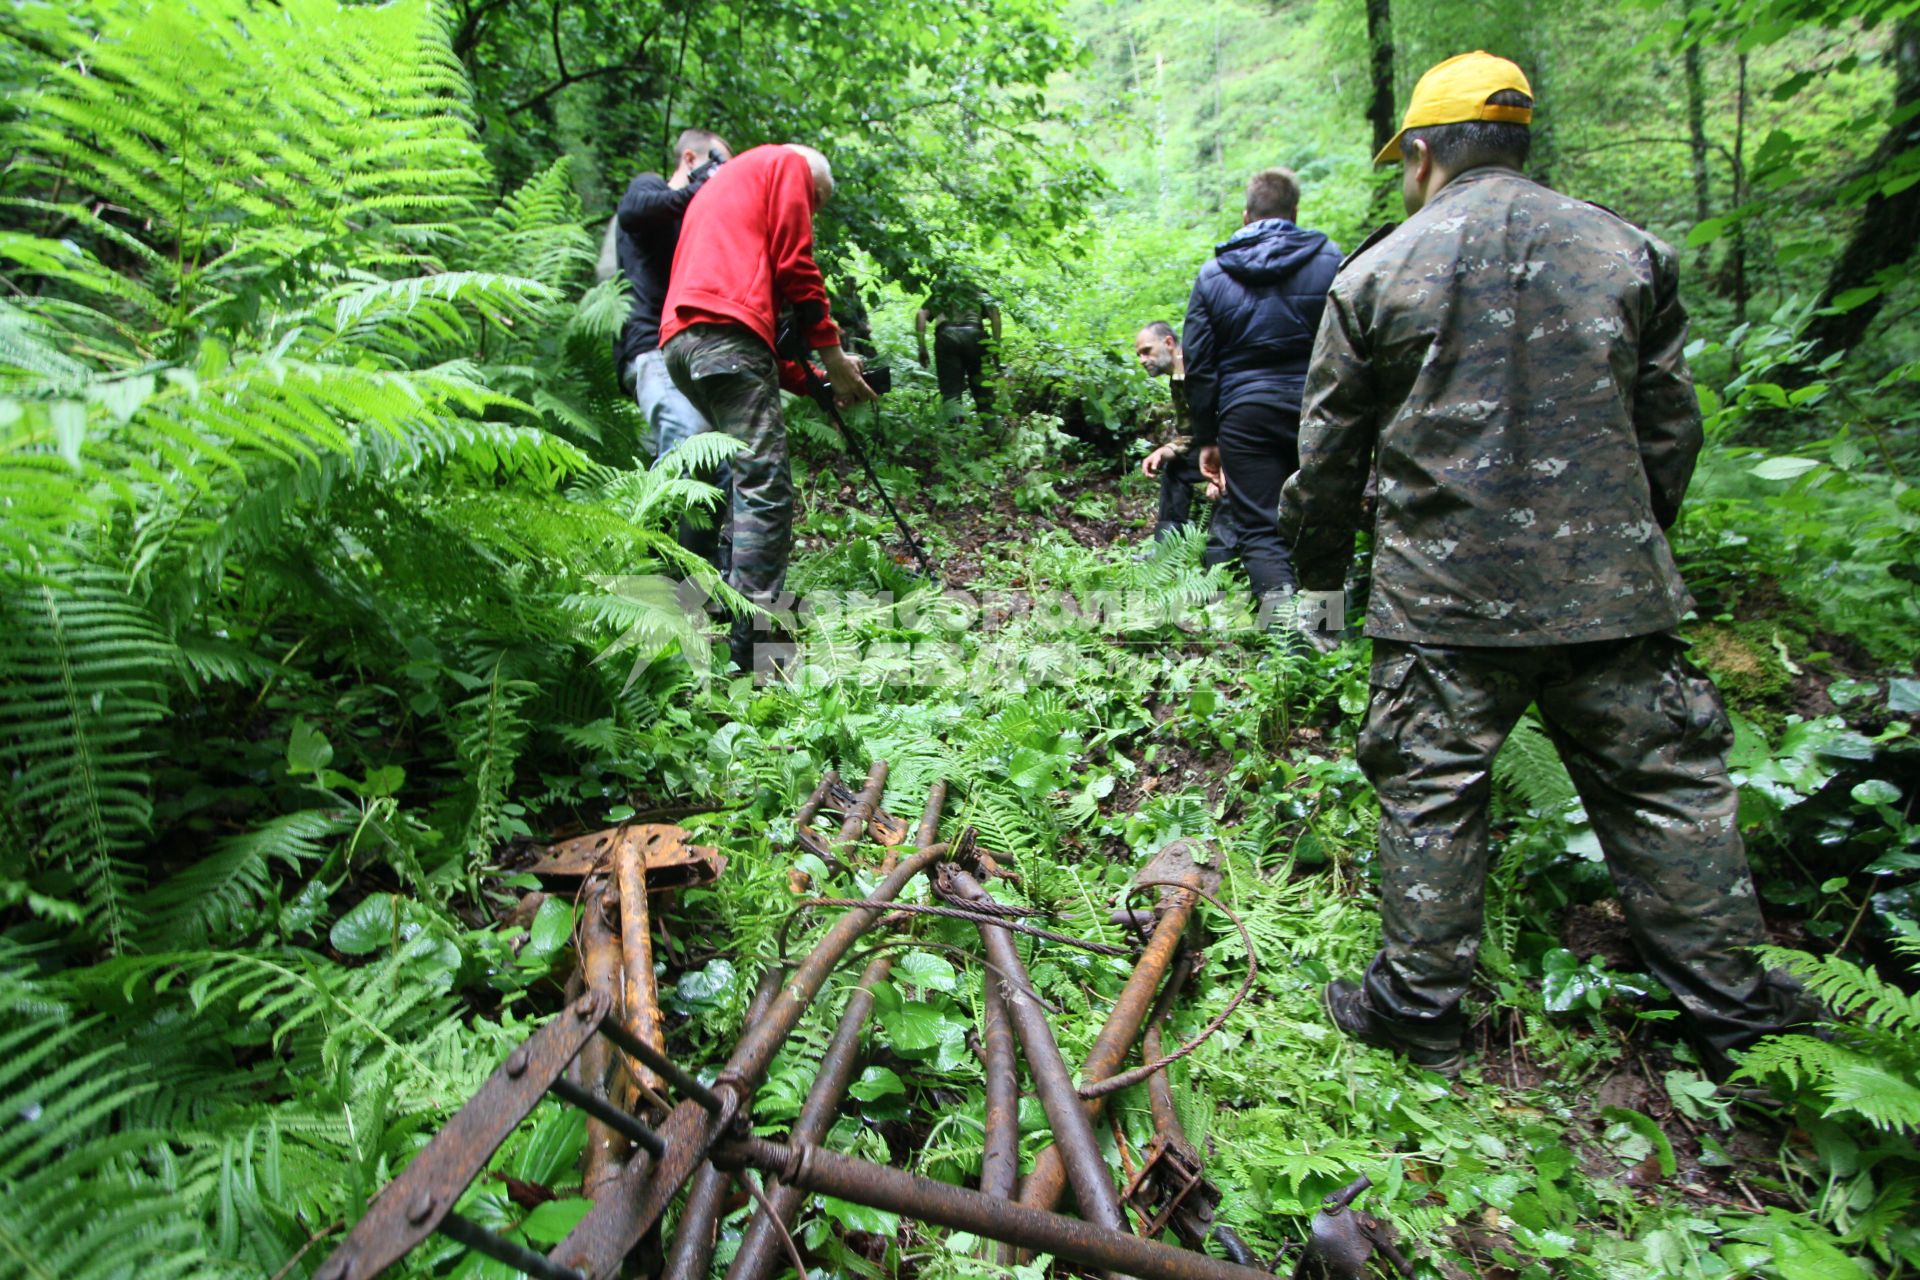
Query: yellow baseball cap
1374 51 1534 166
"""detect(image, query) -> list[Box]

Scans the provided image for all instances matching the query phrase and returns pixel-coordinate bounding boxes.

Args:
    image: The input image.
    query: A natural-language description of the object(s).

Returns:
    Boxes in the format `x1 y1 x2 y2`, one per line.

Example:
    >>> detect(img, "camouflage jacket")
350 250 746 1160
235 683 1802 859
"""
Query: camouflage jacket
1279 167 1703 646
1143 376 1194 454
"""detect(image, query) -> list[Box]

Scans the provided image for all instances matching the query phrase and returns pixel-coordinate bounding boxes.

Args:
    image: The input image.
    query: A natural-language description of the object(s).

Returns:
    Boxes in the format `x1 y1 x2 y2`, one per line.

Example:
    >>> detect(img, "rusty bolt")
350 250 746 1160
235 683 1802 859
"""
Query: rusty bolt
505 1048 529 1078
574 995 597 1019
406 1191 435 1225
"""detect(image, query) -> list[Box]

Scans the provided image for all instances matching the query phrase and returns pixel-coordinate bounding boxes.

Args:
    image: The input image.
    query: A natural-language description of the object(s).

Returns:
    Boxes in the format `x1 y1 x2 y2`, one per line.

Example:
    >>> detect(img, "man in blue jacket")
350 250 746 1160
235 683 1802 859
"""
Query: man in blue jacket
1185 168 1341 614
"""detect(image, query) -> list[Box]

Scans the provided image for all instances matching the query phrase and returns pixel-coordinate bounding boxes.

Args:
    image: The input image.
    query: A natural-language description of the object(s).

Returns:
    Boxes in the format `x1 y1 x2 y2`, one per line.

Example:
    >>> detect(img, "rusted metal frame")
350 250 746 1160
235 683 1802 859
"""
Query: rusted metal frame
729 780 945 1280
943 865 1130 1242
529 823 726 893
438 1211 588 1280
794 771 839 828
575 880 630 1195
552 843 948 1279
709 1136 1277 1280
613 835 666 1101
727 951 890 1279
659 970 788 1279
798 760 895 871
1019 843 1208 1216
978 972 1019 1203
313 989 615 1280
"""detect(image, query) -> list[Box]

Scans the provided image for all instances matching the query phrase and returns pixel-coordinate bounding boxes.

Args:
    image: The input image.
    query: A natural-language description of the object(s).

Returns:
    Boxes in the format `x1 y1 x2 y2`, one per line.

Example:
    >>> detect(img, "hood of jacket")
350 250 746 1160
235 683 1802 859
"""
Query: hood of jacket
1215 218 1332 285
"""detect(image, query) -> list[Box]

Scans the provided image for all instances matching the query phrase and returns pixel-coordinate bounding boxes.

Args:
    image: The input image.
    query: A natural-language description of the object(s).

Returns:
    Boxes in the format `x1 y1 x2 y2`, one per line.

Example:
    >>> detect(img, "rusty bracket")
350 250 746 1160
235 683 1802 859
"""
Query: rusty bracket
526 823 725 892
1294 1175 1414 1280
821 774 911 845
315 990 621 1280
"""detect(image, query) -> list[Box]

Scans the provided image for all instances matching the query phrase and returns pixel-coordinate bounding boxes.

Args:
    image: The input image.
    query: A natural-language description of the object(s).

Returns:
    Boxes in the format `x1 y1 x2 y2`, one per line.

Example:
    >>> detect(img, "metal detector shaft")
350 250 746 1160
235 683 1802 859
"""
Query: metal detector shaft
802 363 938 582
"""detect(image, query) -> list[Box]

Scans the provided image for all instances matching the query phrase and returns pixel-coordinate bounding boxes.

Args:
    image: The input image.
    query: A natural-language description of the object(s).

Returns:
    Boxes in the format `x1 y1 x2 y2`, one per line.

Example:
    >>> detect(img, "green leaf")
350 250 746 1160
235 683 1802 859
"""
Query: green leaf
287 717 334 777
1851 779 1901 807
1685 216 1731 247
1888 678 1920 713
1600 1107 1675 1178
1749 456 1821 481
674 958 735 1011
330 893 398 955
524 898 573 963
849 1066 906 1101
520 1198 592 1245
892 951 957 992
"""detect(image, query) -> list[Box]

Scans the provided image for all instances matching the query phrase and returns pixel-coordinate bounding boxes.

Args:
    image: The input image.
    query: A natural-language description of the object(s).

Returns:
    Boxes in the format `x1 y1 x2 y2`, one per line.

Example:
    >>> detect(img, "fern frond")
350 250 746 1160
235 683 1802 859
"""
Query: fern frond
135 810 347 950
1493 712 1579 815
0 572 173 953
1753 945 1920 1037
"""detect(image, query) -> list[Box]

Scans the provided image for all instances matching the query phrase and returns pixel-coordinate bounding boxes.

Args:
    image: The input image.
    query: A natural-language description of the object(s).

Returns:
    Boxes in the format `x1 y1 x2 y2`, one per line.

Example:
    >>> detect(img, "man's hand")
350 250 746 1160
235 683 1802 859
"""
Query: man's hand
821 344 877 404
1204 478 1225 502
916 348 930 369
1198 444 1223 487
1294 588 1345 653
1141 444 1178 478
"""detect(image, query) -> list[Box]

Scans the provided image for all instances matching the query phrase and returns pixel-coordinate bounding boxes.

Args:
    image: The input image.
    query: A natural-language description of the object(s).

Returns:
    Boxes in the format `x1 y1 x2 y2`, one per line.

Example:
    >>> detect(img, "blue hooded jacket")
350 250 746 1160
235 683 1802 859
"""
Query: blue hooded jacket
1183 218 1341 442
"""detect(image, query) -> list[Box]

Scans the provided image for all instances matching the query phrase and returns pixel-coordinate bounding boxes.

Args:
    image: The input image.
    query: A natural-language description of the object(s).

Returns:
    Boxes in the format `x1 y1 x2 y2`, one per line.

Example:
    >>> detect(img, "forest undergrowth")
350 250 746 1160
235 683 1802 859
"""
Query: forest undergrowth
2 0 1919 1278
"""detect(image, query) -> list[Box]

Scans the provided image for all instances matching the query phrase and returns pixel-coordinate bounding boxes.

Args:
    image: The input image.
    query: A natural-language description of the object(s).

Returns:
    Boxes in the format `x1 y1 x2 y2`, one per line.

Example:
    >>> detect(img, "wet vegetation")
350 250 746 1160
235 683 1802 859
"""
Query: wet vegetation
0 0 1917 1276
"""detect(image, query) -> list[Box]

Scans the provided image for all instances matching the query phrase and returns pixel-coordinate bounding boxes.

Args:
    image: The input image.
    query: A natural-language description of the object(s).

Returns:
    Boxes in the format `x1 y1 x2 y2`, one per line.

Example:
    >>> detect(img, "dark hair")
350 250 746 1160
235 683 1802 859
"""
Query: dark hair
673 127 726 166
1402 89 1532 172
1138 320 1177 343
1244 167 1301 222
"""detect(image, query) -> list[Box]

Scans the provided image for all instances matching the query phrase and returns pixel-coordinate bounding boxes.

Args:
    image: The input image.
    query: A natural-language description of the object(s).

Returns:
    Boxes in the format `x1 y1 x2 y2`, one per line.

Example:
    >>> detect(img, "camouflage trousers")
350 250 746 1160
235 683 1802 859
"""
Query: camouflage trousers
663 324 791 670
1355 632 1805 1058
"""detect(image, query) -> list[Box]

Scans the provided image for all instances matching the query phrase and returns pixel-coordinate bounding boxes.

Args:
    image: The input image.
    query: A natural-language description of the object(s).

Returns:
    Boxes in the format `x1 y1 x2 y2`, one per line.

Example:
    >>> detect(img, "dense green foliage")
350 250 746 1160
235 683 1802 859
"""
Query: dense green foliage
1 0 1917 1278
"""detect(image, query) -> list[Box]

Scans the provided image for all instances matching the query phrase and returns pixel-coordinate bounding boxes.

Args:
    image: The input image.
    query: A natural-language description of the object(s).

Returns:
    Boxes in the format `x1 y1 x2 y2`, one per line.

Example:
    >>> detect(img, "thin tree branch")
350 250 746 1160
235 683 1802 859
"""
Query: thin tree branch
501 13 664 116
451 0 515 62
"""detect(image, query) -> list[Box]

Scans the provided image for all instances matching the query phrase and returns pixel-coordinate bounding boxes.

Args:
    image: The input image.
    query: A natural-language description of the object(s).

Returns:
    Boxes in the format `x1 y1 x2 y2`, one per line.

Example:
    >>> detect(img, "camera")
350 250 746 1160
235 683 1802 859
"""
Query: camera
861 365 893 395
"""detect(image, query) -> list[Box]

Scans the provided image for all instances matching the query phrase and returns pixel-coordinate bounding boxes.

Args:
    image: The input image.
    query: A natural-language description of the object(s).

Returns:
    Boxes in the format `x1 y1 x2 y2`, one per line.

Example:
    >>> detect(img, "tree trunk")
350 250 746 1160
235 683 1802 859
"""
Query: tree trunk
1684 40 1712 271
1732 52 1749 325
1800 16 1920 360
1364 0 1396 220
1365 0 1395 158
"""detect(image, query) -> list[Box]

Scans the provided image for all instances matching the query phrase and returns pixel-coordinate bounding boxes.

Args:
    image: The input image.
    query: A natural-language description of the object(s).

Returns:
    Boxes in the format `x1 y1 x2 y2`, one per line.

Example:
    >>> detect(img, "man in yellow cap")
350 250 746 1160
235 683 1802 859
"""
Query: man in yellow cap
1281 52 1816 1078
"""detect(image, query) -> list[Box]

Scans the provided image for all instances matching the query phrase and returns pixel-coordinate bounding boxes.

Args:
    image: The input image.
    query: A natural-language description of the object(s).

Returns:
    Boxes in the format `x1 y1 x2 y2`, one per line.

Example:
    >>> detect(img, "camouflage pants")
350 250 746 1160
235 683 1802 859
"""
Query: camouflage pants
663 324 791 668
1356 632 1804 1058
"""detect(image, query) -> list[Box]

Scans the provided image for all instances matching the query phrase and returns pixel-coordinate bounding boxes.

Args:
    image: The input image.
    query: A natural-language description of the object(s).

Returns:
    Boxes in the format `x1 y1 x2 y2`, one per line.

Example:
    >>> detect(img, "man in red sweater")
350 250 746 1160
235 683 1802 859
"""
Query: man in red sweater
662 143 874 675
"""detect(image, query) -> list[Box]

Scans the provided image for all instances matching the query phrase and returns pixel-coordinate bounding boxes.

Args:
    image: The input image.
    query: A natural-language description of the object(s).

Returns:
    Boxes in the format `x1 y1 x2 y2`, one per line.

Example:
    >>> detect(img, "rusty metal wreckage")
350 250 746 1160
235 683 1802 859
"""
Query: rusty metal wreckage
314 761 1412 1280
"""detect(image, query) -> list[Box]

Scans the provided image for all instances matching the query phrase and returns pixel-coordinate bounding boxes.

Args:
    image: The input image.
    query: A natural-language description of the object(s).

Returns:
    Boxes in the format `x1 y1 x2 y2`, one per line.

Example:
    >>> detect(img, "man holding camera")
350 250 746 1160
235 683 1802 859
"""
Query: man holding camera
611 128 732 565
662 143 875 675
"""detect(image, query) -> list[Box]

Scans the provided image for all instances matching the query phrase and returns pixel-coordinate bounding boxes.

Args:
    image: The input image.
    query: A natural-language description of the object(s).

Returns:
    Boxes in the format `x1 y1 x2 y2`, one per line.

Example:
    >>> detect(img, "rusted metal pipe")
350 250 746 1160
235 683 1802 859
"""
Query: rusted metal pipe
1019 841 1209 1216
574 879 629 1195
553 843 948 1278
730 781 946 1280
728 781 939 1280
659 969 787 1280
979 973 1019 1204
613 837 666 1102
836 760 888 863
710 1136 1277 1280
794 771 839 828
943 866 1128 1243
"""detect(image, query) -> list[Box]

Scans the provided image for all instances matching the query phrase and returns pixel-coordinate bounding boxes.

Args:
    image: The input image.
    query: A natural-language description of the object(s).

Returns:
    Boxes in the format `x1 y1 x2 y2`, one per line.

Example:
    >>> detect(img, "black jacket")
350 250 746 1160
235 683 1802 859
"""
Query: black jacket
1183 218 1341 443
612 164 717 376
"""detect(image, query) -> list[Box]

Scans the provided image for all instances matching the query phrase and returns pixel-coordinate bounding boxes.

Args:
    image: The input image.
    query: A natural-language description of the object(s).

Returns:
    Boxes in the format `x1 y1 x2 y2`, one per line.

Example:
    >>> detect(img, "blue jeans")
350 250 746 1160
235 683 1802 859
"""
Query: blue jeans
630 349 729 571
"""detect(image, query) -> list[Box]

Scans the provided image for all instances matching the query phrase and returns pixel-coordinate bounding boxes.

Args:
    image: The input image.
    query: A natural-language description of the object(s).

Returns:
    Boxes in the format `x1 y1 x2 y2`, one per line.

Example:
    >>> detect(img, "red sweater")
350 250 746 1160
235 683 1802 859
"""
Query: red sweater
661 146 839 380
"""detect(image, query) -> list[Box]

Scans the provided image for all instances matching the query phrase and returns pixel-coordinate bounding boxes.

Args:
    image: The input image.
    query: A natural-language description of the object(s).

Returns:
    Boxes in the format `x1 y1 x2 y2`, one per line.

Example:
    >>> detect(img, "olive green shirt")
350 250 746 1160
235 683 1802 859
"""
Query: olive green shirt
1280 167 1702 646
